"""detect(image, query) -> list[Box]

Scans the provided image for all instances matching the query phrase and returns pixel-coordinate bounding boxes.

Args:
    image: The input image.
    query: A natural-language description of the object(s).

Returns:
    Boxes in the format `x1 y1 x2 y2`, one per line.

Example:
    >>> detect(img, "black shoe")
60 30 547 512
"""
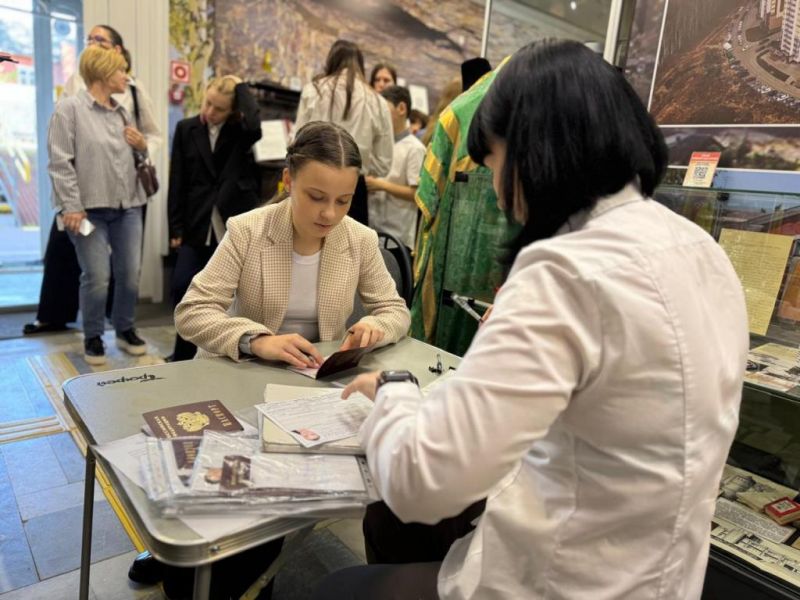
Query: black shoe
116 328 147 356
23 321 69 335
84 336 106 366
128 550 165 585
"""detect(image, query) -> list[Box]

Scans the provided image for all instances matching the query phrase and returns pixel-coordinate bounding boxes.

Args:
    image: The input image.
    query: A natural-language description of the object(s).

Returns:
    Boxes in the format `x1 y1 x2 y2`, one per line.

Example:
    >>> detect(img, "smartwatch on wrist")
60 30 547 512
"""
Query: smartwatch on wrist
376 370 419 391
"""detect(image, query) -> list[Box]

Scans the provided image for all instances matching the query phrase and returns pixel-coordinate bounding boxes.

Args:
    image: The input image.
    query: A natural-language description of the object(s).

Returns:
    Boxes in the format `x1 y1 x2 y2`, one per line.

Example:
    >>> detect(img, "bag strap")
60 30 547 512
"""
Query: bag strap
129 82 142 128
117 105 145 165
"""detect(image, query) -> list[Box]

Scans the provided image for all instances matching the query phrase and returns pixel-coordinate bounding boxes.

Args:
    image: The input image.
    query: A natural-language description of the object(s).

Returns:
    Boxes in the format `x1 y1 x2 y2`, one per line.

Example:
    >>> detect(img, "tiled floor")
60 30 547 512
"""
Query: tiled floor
0 314 366 599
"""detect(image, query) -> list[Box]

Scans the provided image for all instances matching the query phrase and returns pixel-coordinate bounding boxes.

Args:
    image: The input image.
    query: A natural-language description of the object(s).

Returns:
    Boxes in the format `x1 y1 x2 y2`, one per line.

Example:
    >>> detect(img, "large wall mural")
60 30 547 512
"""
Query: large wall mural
169 0 561 124
626 0 800 172
169 0 493 120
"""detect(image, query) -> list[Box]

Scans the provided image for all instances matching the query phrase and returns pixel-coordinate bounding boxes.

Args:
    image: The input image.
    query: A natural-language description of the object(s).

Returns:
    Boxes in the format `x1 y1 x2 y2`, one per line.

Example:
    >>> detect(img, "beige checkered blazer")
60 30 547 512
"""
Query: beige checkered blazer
174 200 411 361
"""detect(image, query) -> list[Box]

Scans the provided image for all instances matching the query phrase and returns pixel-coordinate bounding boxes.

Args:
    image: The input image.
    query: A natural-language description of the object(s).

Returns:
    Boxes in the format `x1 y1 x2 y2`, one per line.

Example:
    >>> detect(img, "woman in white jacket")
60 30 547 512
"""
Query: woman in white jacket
317 40 749 600
294 39 393 226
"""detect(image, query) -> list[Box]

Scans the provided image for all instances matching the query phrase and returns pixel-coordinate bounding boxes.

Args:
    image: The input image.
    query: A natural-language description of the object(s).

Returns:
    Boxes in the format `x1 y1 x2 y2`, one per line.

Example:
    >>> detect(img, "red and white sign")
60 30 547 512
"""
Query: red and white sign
682 151 721 188
170 60 191 84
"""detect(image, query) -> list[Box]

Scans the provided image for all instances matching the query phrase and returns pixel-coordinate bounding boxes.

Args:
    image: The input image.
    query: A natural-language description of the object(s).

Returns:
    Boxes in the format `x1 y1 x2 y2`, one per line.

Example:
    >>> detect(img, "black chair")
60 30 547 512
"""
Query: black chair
376 231 413 307
346 247 405 328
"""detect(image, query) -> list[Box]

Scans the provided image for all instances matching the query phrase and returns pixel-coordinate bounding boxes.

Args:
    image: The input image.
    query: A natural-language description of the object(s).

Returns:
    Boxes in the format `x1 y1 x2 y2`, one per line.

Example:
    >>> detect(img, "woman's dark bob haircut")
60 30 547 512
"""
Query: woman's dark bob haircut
468 39 668 263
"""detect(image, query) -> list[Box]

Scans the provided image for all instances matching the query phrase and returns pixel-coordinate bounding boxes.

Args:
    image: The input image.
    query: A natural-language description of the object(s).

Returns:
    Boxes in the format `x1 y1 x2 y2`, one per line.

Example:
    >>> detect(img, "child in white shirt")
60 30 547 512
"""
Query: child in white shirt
366 86 427 251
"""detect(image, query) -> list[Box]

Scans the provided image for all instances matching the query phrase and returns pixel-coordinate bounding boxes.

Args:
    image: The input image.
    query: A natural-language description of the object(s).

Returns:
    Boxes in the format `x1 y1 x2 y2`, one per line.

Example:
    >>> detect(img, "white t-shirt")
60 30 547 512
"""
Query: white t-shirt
368 132 426 249
277 251 320 341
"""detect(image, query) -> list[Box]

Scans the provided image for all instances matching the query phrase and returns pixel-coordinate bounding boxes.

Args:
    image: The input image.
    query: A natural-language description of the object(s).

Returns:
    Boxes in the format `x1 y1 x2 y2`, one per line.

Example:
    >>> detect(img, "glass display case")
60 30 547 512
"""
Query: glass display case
654 184 800 599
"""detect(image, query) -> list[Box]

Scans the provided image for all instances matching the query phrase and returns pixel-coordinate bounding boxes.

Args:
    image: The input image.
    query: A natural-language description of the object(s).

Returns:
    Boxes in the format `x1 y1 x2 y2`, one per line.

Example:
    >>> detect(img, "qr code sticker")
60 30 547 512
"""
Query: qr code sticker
694 165 708 180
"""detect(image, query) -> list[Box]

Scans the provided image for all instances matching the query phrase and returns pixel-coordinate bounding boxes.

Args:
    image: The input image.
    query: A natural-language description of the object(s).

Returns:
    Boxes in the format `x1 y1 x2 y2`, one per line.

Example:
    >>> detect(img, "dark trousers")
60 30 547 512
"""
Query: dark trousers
170 244 216 360
35 218 81 324
350 175 368 226
162 537 283 600
312 499 485 599
310 562 440 600
363 499 485 564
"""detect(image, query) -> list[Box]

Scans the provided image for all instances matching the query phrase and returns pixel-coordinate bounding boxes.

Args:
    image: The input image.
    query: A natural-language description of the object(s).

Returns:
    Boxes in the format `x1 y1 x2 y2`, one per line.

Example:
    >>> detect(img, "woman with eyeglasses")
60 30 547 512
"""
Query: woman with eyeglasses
24 24 162 339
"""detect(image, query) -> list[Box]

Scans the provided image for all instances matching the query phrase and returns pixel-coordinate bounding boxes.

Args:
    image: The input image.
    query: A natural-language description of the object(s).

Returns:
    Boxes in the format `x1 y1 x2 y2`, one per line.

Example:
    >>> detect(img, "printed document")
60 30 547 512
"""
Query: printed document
256 391 372 448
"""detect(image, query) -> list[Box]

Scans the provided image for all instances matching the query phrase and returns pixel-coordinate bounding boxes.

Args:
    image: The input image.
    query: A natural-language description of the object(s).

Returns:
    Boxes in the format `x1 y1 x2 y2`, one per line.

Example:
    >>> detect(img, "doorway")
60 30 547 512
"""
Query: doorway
0 0 82 309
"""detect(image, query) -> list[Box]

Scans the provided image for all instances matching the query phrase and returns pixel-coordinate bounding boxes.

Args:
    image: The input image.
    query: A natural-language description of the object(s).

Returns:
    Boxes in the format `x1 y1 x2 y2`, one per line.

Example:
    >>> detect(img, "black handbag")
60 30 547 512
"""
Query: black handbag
130 83 159 197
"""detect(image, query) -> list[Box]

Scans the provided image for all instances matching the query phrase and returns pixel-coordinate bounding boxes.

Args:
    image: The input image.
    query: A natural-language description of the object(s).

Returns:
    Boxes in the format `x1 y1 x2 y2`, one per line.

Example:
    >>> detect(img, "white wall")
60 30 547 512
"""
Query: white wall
83 0 170 302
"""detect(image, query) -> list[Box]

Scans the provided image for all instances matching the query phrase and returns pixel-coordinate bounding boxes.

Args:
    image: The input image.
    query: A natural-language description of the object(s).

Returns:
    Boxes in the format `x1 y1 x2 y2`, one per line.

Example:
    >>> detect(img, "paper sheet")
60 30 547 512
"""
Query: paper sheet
718 228 793 335
253 120 289 162
256 391 372 448
94 433 149 488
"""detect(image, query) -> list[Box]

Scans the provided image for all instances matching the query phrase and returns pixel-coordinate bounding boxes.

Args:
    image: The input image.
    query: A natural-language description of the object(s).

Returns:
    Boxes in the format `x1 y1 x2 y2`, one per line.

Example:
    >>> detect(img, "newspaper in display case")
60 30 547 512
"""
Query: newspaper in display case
745 343 800 393
713 465 800 587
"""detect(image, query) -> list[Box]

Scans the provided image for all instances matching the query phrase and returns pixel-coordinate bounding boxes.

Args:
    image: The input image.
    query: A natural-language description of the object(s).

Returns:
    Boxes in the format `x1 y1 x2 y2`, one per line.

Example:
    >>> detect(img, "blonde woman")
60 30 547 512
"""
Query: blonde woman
25 24 161 337
295 40 393 226
167 75 263 360
47 45 149 365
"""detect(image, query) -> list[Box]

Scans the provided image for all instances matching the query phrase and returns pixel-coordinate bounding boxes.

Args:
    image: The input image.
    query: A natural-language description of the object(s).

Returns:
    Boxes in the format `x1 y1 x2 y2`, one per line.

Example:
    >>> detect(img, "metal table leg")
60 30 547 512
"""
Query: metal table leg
193 563 212 600
79 447 96 600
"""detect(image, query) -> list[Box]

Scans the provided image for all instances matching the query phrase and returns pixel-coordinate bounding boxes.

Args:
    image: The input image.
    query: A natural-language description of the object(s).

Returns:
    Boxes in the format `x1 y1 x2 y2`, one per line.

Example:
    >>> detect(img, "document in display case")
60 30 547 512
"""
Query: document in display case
655 184 800 599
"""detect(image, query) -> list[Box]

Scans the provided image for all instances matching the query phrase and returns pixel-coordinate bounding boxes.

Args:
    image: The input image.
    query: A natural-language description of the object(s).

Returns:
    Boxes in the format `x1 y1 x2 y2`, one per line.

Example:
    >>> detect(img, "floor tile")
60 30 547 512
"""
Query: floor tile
16 480 104 522
25 500 133 580
1 436 68 497
0 363 37 423
0 453 38 594
15 357 58 419
89 551 166 600
49 432 86 483
0 567 94 600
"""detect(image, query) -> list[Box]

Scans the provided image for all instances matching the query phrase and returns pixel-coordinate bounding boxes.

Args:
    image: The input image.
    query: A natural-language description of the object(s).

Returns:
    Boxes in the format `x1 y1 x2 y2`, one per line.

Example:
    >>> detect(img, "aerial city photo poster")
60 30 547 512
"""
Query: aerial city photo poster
627 0 800 172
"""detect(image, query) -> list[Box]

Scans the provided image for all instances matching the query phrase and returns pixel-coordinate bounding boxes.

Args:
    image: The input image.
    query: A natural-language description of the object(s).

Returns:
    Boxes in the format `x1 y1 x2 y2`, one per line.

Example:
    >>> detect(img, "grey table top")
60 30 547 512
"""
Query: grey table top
63 337 460 566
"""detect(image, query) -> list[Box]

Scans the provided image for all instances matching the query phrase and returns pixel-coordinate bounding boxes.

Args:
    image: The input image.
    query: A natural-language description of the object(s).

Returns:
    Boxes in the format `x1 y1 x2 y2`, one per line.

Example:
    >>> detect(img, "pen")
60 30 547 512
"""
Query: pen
451 293 483 322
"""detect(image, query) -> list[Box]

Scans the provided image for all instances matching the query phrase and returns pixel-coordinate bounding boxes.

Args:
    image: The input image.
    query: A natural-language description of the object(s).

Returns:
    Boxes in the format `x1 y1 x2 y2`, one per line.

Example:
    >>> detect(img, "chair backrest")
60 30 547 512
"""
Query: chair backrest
376 231 413 307
346 246 407 328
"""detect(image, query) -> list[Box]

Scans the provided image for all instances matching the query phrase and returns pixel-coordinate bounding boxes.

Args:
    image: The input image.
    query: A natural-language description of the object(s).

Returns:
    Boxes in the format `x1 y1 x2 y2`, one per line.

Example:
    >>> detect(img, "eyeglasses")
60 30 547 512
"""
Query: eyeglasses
86 35 111 46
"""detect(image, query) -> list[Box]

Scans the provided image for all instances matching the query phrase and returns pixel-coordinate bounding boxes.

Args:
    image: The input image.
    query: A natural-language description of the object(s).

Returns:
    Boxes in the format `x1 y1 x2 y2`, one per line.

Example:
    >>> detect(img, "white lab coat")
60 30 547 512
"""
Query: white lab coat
360 184 749 599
